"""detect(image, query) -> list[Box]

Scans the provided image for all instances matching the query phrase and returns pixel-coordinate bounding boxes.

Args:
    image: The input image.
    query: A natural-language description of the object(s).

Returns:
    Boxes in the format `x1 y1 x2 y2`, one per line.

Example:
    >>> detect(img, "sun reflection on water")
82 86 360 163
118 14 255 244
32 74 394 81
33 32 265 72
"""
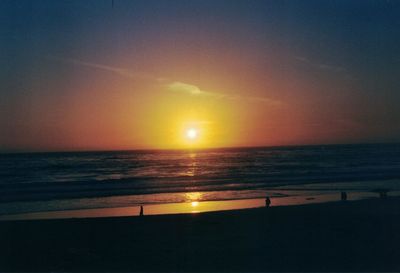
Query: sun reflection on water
185 192 203 202
177 152 198 177
185 192 202 212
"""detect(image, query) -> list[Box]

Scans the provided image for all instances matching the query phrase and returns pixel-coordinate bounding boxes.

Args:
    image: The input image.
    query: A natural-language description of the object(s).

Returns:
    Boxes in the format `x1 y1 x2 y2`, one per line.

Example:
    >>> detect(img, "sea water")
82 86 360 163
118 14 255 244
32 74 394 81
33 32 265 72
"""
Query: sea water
1 143 400 216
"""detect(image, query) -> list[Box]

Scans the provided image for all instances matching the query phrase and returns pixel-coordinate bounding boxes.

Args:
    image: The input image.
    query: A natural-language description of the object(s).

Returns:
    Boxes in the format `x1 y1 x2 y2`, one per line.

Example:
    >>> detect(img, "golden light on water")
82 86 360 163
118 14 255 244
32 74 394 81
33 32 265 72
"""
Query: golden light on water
186 192 202 211
0 198 268 220
185 192 202 202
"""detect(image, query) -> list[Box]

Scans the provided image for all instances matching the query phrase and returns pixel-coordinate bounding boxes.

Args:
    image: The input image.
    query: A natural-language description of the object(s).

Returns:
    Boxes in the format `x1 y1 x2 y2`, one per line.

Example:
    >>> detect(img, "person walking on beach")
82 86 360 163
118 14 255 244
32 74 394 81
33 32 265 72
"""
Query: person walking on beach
379 190 388 199
341 191 347 201
139 205 144 216
265 197 271 207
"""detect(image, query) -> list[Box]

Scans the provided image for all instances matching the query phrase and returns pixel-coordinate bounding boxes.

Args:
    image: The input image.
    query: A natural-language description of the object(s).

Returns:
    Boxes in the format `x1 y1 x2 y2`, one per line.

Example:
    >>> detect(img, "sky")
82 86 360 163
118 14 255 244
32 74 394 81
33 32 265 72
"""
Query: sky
1 0 400 152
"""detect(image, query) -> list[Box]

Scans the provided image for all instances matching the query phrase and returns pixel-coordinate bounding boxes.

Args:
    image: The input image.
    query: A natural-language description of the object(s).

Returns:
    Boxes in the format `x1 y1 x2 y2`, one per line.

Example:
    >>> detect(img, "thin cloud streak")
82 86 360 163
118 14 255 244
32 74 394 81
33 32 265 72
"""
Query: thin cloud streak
167 81 282 106
51 56 282 106
48 56 155 81
295 56 347 73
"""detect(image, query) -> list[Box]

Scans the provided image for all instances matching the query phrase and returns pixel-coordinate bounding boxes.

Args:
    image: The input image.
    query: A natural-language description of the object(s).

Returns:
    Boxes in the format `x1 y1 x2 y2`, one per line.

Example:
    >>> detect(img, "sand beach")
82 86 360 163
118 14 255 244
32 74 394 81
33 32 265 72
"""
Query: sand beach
1 196 399 272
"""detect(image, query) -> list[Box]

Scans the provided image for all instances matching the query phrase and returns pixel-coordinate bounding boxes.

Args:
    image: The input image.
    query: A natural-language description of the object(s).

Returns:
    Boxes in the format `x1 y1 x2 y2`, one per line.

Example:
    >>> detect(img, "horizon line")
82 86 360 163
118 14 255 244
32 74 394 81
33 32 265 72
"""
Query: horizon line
1 141 399 155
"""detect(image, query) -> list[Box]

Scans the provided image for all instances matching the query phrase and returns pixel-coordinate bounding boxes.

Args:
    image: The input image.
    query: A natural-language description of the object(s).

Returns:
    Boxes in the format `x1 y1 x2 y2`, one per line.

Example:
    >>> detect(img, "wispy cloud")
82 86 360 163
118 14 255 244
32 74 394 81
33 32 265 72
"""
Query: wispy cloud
295 56 347 73
48 56 155 81
50 56 281 106
167 82 210 96
167 81 282 106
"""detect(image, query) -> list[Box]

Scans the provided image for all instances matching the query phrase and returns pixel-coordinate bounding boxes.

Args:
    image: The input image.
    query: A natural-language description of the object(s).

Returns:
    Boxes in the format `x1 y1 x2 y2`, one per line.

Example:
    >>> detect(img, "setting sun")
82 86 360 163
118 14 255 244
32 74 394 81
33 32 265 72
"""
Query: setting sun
186 128 198 140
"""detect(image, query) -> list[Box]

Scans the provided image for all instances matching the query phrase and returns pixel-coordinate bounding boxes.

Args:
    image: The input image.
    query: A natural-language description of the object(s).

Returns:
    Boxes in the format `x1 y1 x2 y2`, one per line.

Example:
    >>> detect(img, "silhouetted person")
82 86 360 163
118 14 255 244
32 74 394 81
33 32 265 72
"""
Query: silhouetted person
379 190 388 199
139 205 144 216
341 191 347 201
265 197 271 207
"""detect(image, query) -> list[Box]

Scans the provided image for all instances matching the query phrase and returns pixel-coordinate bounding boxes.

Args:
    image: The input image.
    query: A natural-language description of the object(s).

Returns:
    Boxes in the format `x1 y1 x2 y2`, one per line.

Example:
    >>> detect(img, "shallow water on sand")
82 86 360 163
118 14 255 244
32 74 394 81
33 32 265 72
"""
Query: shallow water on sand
2 190 400 221
1 183 400 220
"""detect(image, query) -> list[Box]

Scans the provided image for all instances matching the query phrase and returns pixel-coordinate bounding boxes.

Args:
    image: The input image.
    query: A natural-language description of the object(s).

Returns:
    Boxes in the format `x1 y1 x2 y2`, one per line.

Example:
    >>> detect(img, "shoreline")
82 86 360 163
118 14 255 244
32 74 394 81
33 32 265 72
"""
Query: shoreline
1 188 397 221
2 178 399 218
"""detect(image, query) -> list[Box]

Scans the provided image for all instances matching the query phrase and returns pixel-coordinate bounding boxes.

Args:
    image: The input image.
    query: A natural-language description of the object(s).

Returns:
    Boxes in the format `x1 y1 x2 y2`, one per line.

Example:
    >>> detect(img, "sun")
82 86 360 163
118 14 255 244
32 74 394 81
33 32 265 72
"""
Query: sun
186 128 198 140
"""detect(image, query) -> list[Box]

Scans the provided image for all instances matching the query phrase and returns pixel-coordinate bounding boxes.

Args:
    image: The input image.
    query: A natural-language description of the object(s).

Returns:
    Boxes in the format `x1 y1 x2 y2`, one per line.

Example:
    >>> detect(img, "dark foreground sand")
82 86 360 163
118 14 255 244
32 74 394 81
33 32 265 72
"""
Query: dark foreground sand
1 197 400 272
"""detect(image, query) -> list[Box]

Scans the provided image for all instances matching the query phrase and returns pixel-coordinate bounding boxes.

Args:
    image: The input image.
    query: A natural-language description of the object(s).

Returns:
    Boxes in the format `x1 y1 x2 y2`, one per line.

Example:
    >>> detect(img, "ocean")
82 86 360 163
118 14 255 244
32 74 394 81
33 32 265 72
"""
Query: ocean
1 143 400 216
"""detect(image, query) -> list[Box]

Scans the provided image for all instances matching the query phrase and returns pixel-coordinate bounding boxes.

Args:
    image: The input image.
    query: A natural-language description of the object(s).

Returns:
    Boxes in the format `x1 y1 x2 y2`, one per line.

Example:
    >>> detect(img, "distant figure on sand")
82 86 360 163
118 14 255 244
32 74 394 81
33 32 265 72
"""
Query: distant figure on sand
379 190 388 199
341 191 347 201
265 197 271 207
139 206 144 216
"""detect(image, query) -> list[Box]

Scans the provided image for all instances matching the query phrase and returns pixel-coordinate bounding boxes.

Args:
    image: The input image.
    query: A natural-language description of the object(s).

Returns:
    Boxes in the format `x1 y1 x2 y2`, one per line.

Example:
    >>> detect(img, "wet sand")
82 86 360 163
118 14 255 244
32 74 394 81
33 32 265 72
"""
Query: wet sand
2 188 396 221
1 197 400 272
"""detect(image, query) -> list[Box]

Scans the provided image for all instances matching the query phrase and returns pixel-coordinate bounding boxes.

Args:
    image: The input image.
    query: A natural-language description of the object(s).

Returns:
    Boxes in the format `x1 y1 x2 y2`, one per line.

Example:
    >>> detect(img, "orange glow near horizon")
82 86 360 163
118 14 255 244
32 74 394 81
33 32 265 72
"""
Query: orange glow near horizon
2 39 317 151
1 33 372 152
3 1 399 153
1 45 353 151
